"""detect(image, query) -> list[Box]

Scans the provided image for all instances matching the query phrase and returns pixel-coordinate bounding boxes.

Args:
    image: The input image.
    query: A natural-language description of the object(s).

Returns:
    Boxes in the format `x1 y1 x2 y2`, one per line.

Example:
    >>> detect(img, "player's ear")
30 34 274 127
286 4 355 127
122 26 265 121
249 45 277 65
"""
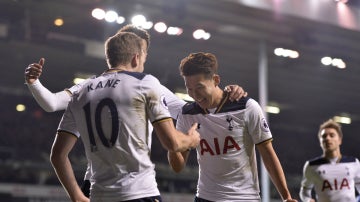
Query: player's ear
213 74 220 86
131 53 139 68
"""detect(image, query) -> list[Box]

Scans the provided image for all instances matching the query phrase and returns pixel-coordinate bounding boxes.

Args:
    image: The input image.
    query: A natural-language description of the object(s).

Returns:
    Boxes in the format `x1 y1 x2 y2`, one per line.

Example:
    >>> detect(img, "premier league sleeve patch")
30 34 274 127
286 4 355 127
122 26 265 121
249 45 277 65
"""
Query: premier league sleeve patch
261 117 270 132
160 95 169 110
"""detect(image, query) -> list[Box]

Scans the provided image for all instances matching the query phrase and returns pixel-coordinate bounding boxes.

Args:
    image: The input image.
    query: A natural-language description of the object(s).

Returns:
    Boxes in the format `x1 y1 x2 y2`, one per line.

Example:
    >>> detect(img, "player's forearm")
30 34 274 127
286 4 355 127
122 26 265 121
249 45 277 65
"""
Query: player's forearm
154 120 197 152
174 130 199 152
163 132 193 152
267 160 292 200
299 187 314 202
258 143 293 200
167 151 188 173
50 155 84 201
26 80 70 112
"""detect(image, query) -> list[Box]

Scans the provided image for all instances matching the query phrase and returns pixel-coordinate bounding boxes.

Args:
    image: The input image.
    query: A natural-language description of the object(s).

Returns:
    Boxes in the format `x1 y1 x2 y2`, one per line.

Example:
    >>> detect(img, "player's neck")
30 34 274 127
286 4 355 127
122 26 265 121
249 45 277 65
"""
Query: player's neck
209 87 224 109
324 149 341 159
106 65 133 73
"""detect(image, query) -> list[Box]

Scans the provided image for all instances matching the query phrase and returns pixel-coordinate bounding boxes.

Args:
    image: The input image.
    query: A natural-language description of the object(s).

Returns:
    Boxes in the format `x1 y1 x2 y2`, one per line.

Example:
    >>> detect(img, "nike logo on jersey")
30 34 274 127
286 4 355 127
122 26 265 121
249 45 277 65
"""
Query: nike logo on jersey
87 79 120 92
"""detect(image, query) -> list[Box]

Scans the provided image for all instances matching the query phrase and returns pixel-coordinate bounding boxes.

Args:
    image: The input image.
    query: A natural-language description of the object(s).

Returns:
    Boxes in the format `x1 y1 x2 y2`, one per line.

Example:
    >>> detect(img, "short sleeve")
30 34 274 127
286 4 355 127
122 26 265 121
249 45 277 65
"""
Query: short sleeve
159 84 186 119
245 99 272 144
141 75 172 123
175 113 191 134
57 101 80 137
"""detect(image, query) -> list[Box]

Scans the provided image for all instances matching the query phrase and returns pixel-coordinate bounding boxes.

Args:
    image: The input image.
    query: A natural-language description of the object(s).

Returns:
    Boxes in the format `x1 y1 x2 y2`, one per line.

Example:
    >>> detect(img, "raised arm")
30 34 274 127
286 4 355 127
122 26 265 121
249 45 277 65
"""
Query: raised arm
257 140 297 202
24 58 72 112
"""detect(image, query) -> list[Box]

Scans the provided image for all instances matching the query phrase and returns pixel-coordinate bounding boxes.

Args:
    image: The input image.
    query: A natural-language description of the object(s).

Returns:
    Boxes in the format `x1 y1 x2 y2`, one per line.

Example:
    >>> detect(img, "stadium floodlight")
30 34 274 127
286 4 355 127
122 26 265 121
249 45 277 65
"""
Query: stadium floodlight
193 29 211 40
167 27 183 35
131 14 147 27
154 22 167 33
92 8 106 20
117 16 125 24
105 10 118 23
193 29 205 40
321 57 332 66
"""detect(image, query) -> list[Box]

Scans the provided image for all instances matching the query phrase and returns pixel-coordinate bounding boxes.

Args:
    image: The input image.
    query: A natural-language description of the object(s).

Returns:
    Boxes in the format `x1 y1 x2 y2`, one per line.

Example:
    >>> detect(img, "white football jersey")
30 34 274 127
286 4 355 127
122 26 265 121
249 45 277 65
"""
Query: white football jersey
65 76 185 182
58 71 172 201
176 95 272 202
300 156 360 202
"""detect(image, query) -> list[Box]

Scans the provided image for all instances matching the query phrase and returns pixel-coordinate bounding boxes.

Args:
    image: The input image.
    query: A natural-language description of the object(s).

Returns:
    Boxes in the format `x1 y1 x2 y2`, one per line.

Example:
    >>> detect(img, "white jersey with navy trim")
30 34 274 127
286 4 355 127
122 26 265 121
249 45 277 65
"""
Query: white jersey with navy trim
176 95 272 201
66 75 185 182
300 156 360 202
58 71 172 201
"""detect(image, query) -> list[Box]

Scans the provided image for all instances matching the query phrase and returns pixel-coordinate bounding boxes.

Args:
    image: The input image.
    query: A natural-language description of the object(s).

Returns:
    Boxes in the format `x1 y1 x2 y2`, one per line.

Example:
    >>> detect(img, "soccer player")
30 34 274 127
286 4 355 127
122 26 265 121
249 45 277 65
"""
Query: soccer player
299 119 360 202
50 31 201 202
167 52 297 202
24 24 247 197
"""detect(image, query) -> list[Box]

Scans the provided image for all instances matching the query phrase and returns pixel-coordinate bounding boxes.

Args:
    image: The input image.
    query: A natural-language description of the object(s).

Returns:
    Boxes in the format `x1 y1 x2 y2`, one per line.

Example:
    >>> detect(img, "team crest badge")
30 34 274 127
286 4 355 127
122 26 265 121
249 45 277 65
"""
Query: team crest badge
226 116 234 131
160 95 168 110
261 118 270 132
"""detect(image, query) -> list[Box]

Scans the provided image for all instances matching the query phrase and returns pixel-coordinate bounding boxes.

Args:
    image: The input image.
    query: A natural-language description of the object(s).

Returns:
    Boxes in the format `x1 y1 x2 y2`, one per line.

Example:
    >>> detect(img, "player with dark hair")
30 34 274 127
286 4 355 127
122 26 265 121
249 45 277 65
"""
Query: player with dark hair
24 24 247 198
168 52 297 202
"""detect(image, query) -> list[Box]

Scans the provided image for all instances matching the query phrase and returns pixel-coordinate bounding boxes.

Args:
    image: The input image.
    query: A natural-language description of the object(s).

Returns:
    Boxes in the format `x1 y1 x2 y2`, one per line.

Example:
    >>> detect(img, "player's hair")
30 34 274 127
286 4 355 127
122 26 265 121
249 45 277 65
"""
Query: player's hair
179 52 218 79
105 32 142 68
118 24 150 50
318 118 343 139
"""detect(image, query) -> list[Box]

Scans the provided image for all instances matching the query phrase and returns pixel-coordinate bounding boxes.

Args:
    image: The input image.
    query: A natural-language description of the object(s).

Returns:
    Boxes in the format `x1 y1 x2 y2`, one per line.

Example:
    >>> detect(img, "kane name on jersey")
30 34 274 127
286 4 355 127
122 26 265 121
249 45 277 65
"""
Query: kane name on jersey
87 79 120 92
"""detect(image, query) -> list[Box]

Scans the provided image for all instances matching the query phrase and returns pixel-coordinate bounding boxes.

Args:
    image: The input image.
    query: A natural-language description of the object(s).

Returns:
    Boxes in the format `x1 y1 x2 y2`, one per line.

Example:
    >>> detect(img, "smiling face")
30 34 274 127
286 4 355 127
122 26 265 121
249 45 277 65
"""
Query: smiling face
184 73 221 109
179 52 222 109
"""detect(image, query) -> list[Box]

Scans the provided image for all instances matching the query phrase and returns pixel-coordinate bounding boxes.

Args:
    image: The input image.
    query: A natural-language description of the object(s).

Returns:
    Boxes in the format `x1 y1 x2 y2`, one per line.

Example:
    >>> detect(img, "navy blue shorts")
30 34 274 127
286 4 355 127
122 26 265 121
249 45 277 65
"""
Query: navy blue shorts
194 196 213 202
122 195 162 202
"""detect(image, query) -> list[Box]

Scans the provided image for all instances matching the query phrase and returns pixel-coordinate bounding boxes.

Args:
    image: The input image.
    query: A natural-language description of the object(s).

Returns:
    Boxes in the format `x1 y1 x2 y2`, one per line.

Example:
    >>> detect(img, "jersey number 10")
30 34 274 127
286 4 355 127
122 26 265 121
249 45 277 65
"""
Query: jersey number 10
83 98 119 152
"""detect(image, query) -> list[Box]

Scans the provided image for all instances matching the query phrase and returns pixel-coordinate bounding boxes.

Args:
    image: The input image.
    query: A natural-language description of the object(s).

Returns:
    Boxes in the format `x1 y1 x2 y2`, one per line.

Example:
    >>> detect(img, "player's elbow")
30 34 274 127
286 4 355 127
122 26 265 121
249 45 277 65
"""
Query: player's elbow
39 103 58 112
170 164 184 173
49 151 60 167
50 148 65 168
43 107 56 112
299 187 313 202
